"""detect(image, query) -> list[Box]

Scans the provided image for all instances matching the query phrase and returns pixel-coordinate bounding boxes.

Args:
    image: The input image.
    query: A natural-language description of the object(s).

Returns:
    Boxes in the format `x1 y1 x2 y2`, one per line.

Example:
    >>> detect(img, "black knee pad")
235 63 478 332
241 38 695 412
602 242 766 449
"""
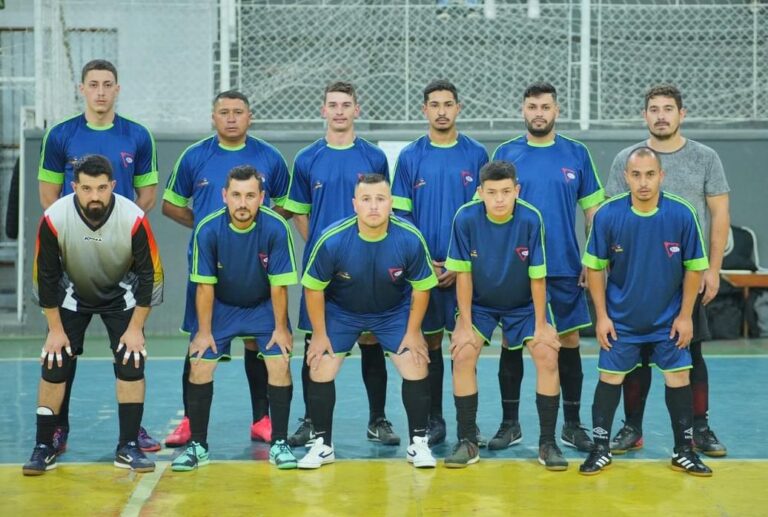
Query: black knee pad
41 352 73 384
113 353 145 381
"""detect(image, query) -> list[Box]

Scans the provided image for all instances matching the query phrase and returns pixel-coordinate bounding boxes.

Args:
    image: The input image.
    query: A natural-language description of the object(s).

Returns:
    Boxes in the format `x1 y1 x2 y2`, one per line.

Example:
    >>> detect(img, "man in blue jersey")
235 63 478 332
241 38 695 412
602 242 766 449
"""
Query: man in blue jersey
392 80 489 446
36 59 160 454
171 165 299 471
605 85 730 458
491 82 603 453
296 174 437 469
445 161 564 469
284 82 398 447
162 90 291 447
580 147 712 477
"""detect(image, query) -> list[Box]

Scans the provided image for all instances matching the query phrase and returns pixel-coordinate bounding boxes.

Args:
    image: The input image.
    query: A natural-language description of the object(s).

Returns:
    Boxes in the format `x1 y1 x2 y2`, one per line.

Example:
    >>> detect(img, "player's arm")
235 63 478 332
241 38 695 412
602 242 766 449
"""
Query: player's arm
267 285 292 360
36 217 70 366
161 200 194 228
118 306 151 367
578 204 600 287
39 183 63 210
38 127 66 209
292 214 309 241
530 277 559 351
134 185 157 213
399 288 430 365
586 268 615 351
188 283 217 363
304 287 334 369
701 193 730 305
671 269 704 349
271 205 293 220
450 270 478 359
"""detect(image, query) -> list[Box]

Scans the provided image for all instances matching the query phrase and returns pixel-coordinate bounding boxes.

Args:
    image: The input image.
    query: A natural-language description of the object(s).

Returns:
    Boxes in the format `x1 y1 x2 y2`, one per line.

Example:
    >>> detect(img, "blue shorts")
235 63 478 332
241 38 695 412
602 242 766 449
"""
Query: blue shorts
423 286 457 335
298 291 312 334
547 276 591 334
325 301 408 354
188 298 290 361
467 303 553 350
598 337 692 374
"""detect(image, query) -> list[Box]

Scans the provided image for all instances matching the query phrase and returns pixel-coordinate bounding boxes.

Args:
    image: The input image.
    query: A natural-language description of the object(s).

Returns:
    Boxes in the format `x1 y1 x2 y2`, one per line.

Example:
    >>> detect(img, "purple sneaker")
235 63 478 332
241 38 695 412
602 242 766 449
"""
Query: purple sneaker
138 426 161 452
52 426 68 456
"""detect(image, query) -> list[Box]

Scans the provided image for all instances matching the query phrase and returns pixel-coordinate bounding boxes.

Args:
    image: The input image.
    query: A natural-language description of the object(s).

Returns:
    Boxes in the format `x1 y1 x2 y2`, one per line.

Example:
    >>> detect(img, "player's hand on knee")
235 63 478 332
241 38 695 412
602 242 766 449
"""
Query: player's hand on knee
41 329 71 369
307 333 334 370
189 332 216 365
670 315 693 348
398 330 429 366
267 326 293 362
118 327 147 367
534 323 560 352
595 317 617 351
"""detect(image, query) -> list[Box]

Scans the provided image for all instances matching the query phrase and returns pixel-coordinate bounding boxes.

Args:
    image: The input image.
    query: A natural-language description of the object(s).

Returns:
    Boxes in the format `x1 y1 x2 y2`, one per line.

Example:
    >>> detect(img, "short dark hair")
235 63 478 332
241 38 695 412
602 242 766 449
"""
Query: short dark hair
74 154 113 182
356 173 390 187
626 146 662 170
214 90 250 108
324 81 358 103
480 161 517 185
644 84 683 110
226 165 264 191
81 59 118 83
523 82 557 102
423 80 459 103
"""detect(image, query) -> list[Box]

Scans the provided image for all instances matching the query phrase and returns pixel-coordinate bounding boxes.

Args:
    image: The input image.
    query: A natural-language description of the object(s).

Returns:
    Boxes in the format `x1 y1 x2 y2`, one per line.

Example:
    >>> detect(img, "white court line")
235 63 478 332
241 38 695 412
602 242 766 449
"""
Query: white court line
120 461 168 517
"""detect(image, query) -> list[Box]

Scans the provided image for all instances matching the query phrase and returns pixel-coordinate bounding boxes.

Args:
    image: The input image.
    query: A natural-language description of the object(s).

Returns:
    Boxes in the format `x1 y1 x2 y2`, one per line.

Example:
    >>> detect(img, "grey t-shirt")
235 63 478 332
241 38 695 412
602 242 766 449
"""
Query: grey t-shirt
605 139 730 246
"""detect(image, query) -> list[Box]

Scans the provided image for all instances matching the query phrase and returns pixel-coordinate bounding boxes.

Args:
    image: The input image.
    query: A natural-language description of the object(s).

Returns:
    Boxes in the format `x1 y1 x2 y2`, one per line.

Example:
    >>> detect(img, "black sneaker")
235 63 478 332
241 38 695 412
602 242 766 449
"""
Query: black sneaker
287 418 315 448
671 446 713 477
444 438 480 468
488 420 522 450
22 444 57 476
579 445 612 476
693 426 727 457
458 425 487 448
114 441 155 473
538 442 568 471
367 417 401 446
427 416 446 447
561 421 594 452
610 423 644 455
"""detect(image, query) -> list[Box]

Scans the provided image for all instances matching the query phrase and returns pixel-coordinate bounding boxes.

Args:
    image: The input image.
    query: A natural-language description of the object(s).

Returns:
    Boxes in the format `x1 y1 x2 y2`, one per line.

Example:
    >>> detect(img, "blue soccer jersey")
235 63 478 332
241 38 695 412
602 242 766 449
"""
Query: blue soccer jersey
163 134 289 228
301 215 437 313
582 192 709 343
283 137 388 261
445 199 547 311
191 206 298 307
391 134 489 260
38 113 158 199
492 134 604 277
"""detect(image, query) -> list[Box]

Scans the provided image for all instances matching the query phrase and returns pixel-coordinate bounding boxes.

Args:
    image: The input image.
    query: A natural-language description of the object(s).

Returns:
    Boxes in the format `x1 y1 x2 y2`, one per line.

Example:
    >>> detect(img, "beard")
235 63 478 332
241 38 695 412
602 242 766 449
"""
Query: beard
525 118 555 138
231 207 254 222
81 201 107 221
648 123 679 141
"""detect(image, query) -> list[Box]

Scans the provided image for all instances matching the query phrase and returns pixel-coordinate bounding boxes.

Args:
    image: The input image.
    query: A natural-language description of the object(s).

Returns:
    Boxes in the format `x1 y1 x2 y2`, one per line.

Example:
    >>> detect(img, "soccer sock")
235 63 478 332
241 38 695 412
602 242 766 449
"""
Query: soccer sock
558 347 584 423
118 402 144 447
307 378 335 444
499 347 523 422
182 355 191 417
268 384 293 443
360 343 387 423
187 381 213 447
665 384 694 448
58 358 77 430
689 341 709 428
36 410 58 447
622 364 651 432
536 392 560 445
591 381 622 448
244 348 270 422
454 393 478 444
301 334 312 420
402 378 430 441
427 348 444 419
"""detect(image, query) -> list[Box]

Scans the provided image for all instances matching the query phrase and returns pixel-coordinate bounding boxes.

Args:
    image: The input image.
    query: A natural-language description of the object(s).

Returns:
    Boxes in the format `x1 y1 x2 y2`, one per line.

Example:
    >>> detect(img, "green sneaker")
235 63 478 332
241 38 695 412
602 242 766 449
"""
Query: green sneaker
269 439 298 470
444 438 480 469
171 441 210 472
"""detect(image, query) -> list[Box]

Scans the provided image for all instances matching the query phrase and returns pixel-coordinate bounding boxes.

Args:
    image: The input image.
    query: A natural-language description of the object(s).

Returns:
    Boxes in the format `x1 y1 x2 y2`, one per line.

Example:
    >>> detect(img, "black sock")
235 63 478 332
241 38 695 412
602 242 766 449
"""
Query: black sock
118 402 144 447
360 343 387 423
499 347 523 422
268 384 293 443
244 348 269 422
402 378 430 440
58 358 77 430
301 334 312 420
182 354 191 417
37 413 58 447
623 365 651 432
454 393 478 444
187 381 214 447
689 341 709 428
558 347 583 423
536 392 560 445
591 381 622 448
307 378 335 444
427 348 444 419
666 384 693 449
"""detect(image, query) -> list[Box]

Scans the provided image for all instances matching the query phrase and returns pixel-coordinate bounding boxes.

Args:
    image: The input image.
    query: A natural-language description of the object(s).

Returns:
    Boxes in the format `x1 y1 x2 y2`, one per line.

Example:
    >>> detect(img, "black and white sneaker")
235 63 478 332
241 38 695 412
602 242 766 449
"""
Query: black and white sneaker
22 444 58 476
427 416 446 446
671 446 713 477
367 417 401 446
579 445 612 475
488 420 522 450
538 442 568 471
561 421 594 452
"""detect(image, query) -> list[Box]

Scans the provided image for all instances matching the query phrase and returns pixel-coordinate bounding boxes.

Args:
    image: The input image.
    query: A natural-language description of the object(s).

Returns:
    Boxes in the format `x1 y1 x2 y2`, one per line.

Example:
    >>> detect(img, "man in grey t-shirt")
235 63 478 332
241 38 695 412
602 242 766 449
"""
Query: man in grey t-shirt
603 85 730 458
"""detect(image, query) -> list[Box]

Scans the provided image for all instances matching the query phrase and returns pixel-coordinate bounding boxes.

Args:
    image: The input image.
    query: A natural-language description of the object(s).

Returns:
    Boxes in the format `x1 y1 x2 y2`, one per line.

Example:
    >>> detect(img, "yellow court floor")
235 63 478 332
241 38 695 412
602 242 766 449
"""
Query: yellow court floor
3 460 766 517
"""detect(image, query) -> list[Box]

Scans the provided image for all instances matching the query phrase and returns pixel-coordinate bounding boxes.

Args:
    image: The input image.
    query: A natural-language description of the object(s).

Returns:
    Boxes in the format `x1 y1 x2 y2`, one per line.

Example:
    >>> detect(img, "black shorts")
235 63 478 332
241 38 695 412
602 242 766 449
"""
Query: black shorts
57 307 135 355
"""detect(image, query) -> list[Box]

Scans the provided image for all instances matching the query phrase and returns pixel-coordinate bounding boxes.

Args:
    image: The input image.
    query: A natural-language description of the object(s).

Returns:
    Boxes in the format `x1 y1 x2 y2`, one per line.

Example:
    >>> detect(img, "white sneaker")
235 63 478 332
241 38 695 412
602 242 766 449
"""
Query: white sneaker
297 436 335 469
407 435 436 468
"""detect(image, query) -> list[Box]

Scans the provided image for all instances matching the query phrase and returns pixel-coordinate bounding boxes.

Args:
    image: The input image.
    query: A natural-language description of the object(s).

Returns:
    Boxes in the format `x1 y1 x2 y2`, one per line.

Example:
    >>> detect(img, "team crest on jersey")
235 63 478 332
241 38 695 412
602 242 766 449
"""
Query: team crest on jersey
388 267 404 282
120 152 134 168
313 181 323 190
515 246 529 261
414 178 427 190
610 243 624 253
470 250 478 258
461 171 474 186
336 271 352 280
561 167 577 182
664 241 681 257
258 253 269 269
196 178 210 189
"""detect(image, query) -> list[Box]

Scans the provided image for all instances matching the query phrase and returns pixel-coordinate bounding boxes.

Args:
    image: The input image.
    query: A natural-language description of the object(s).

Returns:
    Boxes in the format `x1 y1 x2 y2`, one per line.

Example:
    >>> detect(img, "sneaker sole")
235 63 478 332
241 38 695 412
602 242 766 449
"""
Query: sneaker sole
270 459 298 470
407 455 437 468
114 461 155 473
444 456 479 469
297 459 334 470
251 435 272 442
164 438 190 448
488 435 523 451
610 444 643 455
367 436 401 446
538 458 568 471
670 465 713 477
22 464 56 476
140 444 162 453
695 447 727 458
